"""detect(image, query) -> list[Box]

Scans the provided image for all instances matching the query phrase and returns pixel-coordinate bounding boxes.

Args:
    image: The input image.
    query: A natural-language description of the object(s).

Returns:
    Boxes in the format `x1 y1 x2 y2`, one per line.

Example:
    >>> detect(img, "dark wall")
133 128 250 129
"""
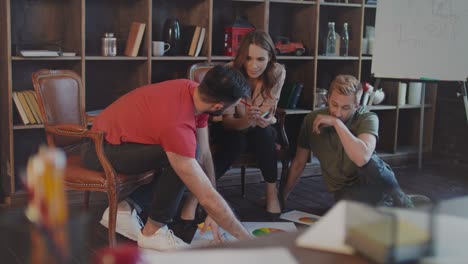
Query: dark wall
433 82 468 163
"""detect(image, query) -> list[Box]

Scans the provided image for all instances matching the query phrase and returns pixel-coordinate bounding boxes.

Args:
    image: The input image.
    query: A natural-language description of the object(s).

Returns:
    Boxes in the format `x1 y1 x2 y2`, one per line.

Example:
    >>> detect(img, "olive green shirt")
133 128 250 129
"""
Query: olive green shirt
297 107 379 192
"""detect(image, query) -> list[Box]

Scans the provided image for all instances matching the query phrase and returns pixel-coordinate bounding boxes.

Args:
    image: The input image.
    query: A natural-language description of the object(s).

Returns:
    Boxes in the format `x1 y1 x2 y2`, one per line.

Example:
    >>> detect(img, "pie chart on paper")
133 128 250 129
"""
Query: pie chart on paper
252 227 286 237
299 217 318 224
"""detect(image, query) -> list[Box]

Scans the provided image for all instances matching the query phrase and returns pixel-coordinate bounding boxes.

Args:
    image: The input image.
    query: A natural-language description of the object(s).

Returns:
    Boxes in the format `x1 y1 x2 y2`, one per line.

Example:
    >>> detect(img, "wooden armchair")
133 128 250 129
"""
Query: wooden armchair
32 69 154 246
188 62 291 196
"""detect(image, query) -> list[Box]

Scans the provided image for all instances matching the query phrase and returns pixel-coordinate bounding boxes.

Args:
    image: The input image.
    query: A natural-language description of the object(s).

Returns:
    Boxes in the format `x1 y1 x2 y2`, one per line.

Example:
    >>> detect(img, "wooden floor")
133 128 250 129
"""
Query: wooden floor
1 159 467 263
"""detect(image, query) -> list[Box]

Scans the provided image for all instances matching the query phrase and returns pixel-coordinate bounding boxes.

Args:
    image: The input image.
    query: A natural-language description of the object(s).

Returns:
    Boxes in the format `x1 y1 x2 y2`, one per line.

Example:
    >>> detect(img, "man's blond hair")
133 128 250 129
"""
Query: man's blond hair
328 75 363 105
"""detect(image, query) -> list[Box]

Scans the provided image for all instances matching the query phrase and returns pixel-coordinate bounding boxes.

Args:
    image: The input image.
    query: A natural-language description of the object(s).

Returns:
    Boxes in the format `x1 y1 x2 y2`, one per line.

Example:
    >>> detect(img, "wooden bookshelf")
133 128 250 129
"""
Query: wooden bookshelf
0 0 437 204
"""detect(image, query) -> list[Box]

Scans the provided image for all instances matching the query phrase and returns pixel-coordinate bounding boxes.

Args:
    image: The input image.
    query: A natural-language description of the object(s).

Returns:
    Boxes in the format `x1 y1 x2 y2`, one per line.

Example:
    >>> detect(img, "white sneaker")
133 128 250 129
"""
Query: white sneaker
100 201 144 241
137 225 190 251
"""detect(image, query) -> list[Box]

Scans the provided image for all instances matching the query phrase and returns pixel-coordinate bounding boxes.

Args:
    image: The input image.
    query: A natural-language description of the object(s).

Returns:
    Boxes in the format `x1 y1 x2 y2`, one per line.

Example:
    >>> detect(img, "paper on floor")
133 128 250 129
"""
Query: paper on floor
191 221 297 247
280 210 321 226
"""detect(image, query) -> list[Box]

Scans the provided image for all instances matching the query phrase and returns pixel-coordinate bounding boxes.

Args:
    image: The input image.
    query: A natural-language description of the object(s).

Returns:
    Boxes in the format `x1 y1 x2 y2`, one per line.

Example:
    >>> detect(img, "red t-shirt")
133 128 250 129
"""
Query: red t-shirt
92 79 209 158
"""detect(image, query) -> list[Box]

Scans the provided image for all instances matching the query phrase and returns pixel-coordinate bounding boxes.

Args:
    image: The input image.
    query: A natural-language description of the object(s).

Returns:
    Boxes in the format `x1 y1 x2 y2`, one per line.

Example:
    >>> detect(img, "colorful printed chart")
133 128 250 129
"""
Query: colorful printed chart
298 217 318 224
280 210 321 226
252 227 286 236
243 222 297 237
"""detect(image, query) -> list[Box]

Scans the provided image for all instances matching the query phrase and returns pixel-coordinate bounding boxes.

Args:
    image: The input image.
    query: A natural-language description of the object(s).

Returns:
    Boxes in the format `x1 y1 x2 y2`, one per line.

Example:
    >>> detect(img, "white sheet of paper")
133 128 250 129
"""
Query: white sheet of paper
191 224 237 247
280 210 321 226
191 221 297 247
141 247 298 264
296 201 355 255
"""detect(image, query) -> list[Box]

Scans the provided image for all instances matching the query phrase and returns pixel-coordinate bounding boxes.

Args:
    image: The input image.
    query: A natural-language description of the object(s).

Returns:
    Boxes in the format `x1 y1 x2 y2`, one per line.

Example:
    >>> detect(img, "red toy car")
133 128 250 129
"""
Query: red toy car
274 36 305 56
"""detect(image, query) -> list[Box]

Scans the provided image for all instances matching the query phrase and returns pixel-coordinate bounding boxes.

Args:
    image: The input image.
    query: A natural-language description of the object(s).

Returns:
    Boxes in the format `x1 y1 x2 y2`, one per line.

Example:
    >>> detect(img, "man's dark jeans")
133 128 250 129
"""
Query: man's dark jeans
80 140 186 224
334 154 403 206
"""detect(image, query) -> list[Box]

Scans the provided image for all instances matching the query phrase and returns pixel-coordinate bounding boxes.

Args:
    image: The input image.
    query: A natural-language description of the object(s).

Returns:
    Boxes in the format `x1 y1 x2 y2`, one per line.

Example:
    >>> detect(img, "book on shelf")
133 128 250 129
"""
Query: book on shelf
278 83 295 108
194 27 206 57
12 92 30 125
17 91 37 124
20 50 60 57
124 22 146 57
289 82 304 109
278 82 304 109
24 90 43 123
23 91 41 124
12 90 44 125
188 26 202 56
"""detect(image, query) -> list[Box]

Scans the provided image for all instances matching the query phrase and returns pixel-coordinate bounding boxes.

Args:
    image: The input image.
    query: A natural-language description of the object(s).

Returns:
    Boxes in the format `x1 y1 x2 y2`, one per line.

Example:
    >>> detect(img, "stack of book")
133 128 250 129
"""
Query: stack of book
13 90 43 125
278 82 304 109
181 25 206 56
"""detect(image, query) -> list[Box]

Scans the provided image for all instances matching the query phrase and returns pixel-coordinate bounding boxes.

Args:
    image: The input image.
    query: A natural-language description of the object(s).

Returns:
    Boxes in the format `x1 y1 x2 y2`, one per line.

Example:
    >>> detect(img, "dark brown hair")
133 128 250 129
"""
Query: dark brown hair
198 65 250 104
233 30 278 99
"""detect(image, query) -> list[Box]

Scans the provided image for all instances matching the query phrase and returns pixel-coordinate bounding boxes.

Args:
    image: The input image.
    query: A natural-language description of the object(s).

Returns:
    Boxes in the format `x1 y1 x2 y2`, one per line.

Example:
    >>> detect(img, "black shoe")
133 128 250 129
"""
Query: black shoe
175 218 198 229
265 211 281 221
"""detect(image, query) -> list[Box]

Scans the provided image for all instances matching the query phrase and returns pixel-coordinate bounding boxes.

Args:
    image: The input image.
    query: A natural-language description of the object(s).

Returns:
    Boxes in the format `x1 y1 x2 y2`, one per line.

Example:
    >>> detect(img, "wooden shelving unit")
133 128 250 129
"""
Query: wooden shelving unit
0 0 436 204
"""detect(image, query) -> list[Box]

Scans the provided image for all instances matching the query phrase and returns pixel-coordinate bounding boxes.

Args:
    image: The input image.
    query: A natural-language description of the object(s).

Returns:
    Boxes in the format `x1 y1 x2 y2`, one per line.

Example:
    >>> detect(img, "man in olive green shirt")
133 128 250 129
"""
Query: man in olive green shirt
282 75 412 206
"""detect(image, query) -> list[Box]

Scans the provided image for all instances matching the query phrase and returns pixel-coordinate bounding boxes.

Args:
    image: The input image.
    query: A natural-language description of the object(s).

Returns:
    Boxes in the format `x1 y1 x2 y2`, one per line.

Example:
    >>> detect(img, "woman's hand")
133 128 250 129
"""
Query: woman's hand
256 112 274 128
246 106 261 127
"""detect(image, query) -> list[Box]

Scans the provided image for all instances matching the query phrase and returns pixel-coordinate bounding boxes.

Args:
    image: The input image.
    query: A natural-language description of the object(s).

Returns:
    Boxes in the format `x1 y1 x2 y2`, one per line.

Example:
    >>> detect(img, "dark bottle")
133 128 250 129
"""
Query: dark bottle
163 18 181 56
340 22 349 56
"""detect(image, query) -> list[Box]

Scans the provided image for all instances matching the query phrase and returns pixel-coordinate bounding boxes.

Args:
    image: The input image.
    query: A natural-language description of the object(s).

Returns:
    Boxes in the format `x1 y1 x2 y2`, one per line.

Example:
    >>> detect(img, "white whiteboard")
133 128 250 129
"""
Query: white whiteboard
372 0 468 81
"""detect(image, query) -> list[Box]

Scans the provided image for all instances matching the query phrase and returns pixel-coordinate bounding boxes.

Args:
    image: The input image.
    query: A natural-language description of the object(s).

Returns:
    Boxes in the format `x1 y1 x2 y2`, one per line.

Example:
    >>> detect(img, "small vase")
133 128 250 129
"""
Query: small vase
163 18 181 56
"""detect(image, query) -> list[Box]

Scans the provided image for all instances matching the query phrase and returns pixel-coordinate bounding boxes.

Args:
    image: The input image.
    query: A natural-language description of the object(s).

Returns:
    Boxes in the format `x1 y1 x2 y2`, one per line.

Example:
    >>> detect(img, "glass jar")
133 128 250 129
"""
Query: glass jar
315 88 328 108
101 32 116 56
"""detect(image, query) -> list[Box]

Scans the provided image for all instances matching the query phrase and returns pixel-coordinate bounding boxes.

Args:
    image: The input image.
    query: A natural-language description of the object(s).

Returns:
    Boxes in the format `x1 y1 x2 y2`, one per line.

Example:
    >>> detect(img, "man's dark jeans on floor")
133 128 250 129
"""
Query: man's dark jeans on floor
334 154 407 206
80 140 186 224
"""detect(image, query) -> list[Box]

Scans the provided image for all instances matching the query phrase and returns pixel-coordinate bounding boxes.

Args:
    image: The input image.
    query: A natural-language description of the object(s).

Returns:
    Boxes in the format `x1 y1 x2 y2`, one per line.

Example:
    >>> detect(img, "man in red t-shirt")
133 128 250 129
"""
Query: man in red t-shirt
81 65 252 250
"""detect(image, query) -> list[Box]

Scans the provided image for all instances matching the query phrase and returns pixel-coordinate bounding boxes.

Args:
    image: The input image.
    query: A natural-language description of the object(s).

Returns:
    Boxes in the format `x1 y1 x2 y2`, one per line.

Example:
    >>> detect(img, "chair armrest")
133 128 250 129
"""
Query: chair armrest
275 108 290 152
45 124 120 185
44 124 107 144
86 114 95 123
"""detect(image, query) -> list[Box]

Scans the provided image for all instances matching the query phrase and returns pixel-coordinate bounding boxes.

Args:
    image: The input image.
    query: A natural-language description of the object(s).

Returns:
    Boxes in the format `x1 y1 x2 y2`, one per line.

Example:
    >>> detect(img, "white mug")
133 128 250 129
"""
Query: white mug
152 41 170 56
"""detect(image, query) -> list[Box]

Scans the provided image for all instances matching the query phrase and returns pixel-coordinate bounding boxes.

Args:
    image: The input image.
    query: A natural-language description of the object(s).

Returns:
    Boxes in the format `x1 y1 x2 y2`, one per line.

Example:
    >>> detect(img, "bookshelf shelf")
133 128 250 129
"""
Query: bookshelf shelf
317 56 360 61
277 56 314 60
13 125 44 130
12 56 82 61
85 56 148 61
368 105 397 111
270 0 316 5
320 2 362 8
151 56 209 61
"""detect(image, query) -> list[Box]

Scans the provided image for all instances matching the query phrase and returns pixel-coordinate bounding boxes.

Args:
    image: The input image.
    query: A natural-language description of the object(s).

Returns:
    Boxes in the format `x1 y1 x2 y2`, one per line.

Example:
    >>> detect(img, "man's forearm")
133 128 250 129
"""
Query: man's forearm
334 120 372 166
199 152 216 187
